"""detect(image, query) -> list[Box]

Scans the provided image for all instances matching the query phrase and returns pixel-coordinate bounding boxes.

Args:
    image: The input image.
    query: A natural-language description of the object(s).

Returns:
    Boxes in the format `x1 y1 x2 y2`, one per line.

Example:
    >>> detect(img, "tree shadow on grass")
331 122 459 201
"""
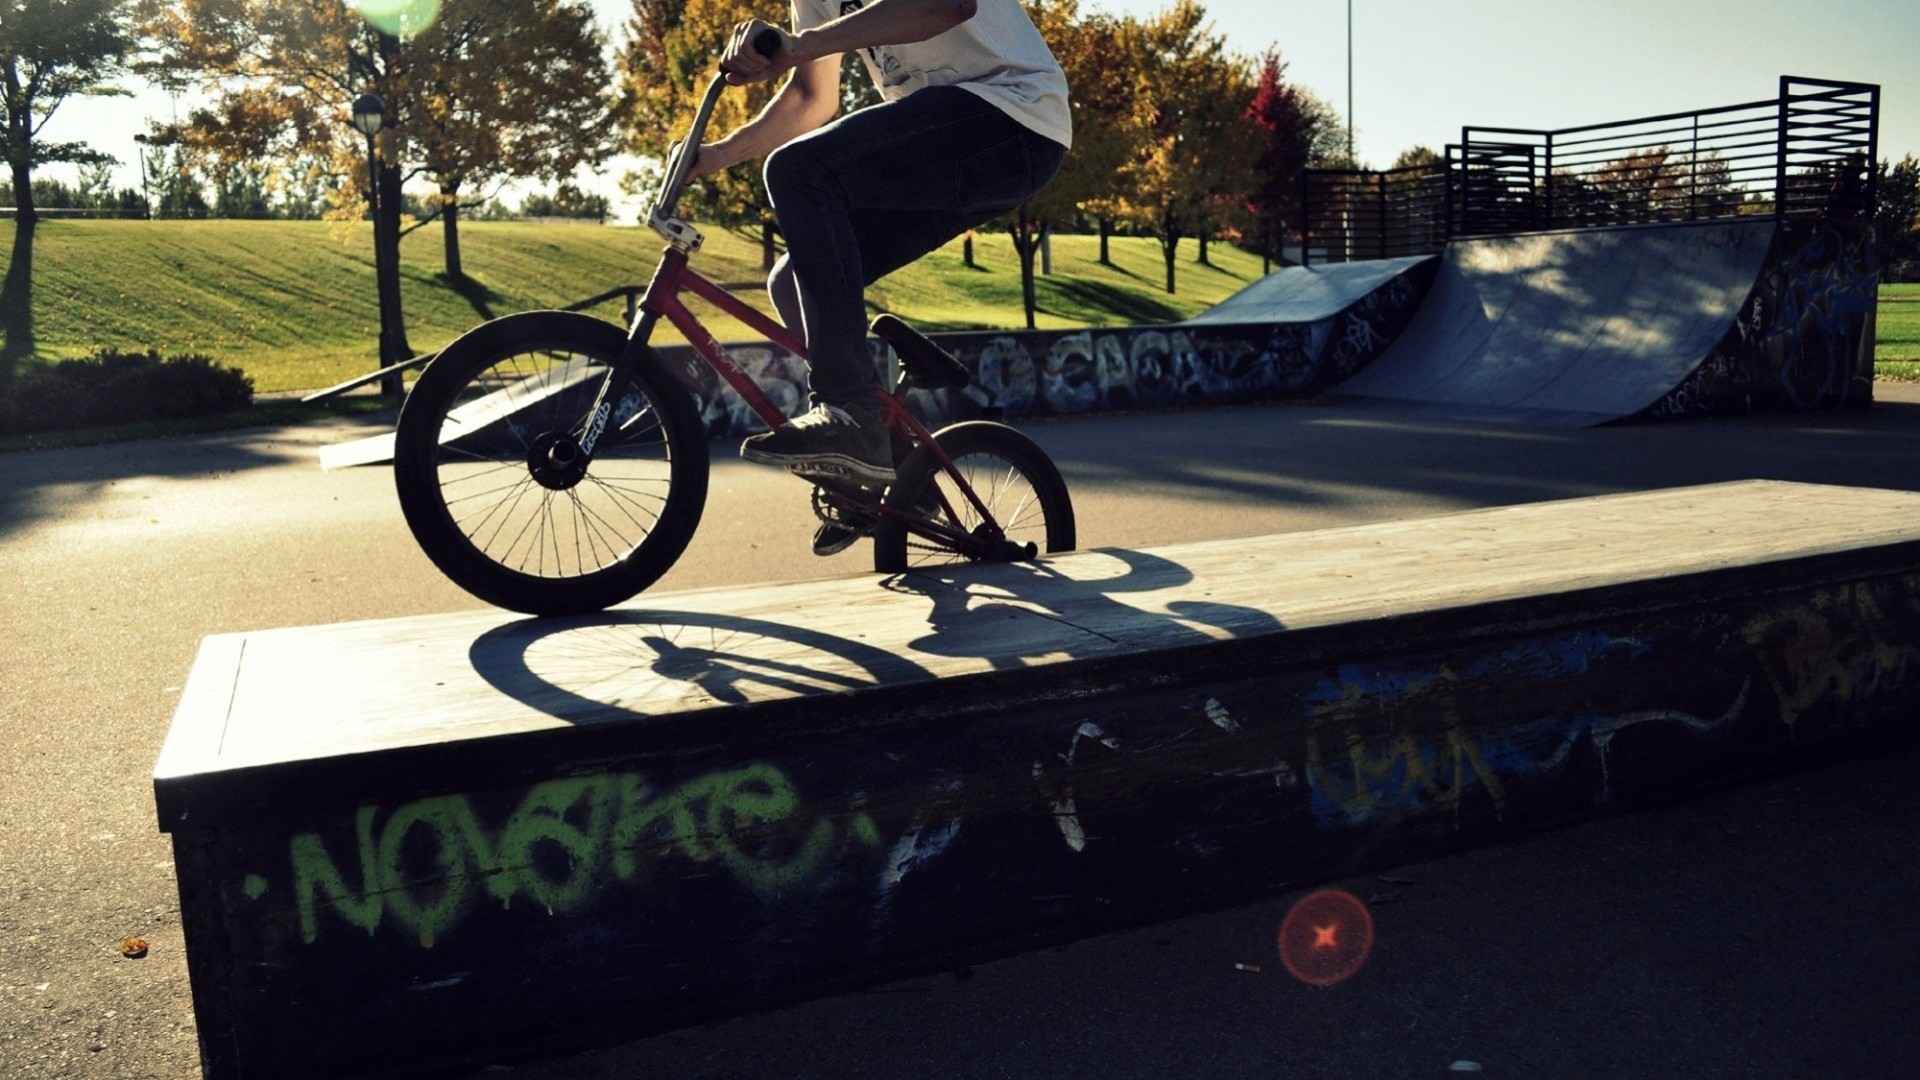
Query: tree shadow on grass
1039 278 1184 326
442 272 503 322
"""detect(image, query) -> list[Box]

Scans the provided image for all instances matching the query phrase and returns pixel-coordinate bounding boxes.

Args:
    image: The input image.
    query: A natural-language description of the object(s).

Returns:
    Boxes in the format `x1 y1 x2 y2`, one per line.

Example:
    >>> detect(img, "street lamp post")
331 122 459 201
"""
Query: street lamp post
351 93 404 396
133 134 152 220
1347 0 1355 166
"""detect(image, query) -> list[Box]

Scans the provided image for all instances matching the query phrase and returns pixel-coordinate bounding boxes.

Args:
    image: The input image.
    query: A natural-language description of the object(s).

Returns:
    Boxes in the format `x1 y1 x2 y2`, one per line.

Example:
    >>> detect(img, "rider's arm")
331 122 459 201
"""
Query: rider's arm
718 0 980 89
696 0 980 177
789 0 979 63
691 51 841 178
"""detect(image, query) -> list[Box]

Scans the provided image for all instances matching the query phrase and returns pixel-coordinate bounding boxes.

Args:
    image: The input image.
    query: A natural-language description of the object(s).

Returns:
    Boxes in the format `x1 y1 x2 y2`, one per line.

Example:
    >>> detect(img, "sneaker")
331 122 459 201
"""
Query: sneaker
740 399 893 485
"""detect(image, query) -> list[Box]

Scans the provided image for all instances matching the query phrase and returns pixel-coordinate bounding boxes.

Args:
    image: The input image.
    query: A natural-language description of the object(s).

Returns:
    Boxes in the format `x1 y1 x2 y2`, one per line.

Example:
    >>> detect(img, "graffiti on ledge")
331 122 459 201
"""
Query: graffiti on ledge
251 763 883 948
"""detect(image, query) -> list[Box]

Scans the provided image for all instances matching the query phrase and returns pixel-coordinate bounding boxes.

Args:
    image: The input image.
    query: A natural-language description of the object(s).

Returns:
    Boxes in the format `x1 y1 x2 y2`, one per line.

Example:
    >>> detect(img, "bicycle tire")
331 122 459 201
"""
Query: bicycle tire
393 310 709 615
872 421 1075 573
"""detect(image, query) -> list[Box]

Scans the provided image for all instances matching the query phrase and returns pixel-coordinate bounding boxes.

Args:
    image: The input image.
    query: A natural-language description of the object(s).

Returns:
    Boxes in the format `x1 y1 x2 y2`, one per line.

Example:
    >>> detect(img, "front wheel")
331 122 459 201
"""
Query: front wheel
872 421 1075 573
393 310 709 615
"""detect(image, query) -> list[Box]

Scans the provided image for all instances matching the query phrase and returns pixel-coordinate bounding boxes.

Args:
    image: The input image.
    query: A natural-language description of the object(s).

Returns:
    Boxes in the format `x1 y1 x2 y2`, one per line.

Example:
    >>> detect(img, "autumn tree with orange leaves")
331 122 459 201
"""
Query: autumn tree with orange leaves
140 0 616 280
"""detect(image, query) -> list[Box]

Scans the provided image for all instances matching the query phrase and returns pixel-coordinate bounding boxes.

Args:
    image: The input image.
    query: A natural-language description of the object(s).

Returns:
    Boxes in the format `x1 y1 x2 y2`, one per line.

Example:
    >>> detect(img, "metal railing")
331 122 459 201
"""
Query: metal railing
1301 76 1878 264
1300 165 1449 262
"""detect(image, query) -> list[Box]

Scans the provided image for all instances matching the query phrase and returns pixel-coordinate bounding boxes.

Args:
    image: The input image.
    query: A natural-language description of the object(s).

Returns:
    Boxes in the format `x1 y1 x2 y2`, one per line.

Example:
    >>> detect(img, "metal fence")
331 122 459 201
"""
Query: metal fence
1301 76 1879 265
0 206 150 219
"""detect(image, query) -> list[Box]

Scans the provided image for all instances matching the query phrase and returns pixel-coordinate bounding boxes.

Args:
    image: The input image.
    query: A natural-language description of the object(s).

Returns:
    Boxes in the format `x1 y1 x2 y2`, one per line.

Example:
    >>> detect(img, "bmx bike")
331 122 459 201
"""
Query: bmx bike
392 52 1075 617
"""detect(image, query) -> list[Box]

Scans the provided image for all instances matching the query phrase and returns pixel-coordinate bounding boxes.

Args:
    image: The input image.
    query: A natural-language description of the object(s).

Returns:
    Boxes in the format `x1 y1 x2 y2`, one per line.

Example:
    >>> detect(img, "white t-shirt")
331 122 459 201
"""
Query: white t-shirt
794 0 1072 149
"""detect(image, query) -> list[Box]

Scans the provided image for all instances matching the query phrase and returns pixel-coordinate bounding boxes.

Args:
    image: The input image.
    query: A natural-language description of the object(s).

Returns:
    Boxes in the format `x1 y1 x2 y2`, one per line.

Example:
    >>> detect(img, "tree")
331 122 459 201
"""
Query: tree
1108 0 1255 294
1391 145 1439 170
522 181 609 220
999 0 1137 327
401 1 616 276
616 0 878 270
1241 48 1320 272
213 160 270 218
1 0 131 372
1875 154 1920 273
143 0 615 280
1590 146 1687 223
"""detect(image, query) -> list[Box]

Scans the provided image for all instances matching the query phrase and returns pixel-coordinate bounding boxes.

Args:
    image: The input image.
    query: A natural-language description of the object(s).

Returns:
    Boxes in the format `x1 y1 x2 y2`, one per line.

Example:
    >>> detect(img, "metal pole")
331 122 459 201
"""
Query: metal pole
134 136 151 220
364 130 403 395
1347 0 1355 165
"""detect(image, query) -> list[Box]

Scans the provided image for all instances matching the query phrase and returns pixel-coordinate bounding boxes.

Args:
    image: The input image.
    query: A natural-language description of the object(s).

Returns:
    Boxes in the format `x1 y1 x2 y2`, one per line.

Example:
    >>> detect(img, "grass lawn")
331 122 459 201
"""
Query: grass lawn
1877 282 1920 379
9 219 1263 394
6 218 1916 395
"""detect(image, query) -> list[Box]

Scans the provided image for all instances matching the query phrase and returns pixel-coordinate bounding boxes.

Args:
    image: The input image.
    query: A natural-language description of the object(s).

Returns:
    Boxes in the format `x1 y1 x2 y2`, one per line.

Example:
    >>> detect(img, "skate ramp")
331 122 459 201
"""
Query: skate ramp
1328 221 1777 425
1182 255 1434 326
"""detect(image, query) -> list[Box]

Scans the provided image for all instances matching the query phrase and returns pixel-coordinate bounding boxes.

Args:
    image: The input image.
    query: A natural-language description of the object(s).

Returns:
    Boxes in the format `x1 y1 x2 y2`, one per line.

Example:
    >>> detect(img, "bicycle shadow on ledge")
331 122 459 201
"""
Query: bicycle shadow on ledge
463 549 1281 725
882 547 1287 674
465 607 940 724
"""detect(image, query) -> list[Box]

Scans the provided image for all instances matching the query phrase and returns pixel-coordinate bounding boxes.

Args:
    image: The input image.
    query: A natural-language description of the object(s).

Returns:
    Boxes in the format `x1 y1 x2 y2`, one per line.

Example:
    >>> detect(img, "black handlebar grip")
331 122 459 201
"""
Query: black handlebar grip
752 26 783 57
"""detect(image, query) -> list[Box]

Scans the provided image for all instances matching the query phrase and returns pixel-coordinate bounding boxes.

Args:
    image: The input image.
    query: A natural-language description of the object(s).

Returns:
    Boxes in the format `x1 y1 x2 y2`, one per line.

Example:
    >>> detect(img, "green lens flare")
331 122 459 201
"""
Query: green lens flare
354 0 441 37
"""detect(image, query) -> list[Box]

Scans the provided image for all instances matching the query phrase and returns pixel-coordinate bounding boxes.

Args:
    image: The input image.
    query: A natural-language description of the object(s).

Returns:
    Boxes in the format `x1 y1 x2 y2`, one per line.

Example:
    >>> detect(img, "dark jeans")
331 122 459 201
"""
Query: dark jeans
764 85 1066 405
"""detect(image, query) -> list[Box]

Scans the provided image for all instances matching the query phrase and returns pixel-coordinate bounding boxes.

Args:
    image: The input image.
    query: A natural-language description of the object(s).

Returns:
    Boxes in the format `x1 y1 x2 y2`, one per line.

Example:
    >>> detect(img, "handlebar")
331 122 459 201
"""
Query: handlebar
651 27 787 223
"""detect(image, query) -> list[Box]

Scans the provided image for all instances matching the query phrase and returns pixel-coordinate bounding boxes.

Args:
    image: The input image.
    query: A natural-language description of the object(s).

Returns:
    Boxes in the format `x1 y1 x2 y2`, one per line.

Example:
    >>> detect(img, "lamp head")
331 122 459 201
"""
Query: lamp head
351 94 386 137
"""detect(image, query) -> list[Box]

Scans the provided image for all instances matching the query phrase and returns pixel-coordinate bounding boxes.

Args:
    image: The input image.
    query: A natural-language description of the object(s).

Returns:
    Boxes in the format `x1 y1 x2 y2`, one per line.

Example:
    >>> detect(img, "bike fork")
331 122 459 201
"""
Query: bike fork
573 309 662 458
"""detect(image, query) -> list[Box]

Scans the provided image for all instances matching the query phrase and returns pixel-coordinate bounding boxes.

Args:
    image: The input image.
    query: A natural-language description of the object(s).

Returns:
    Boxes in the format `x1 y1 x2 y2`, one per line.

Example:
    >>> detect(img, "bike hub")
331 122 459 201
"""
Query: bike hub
527 431 591 491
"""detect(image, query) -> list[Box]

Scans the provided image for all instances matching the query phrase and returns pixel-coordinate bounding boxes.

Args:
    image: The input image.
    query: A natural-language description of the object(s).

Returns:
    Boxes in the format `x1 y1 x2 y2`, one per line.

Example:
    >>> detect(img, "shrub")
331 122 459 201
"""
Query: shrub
0 349 254 435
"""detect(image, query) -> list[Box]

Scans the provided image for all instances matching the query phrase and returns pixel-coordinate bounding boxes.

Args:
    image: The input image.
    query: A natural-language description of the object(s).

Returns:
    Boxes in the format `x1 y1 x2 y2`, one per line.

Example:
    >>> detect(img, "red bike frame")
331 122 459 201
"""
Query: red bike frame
625 244 1007 554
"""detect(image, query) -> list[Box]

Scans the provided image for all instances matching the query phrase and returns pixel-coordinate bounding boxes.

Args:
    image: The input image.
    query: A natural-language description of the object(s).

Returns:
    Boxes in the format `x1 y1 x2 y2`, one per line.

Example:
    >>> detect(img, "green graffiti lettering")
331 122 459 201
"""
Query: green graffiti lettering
376 796 482 949
499 775 615 912
290 805 383 944
283 764 894 945
610 772 669 881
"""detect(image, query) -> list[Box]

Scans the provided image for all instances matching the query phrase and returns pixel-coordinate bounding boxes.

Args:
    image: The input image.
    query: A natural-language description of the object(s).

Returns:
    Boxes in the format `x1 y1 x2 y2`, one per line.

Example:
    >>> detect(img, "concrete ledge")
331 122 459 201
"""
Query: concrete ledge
155 480 1920 1078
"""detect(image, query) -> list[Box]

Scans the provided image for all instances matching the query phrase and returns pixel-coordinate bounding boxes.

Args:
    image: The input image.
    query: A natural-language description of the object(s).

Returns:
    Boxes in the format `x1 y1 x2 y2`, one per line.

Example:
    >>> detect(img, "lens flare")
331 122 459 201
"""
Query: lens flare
354 0 441 38
1278 888 1374 986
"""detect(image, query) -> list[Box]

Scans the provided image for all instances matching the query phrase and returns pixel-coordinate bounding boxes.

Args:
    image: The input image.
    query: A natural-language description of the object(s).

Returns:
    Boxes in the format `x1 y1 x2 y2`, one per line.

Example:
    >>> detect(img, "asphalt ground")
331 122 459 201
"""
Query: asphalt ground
4 385 1920 1078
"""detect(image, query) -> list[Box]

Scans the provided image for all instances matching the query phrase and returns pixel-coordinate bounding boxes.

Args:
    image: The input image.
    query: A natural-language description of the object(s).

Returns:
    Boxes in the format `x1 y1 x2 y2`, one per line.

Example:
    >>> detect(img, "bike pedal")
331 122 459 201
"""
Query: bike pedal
790 463 885 493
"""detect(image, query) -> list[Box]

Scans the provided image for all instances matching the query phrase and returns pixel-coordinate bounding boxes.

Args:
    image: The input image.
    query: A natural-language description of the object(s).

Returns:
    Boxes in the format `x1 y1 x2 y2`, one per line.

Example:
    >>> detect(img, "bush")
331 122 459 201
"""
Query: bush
0 349 254 435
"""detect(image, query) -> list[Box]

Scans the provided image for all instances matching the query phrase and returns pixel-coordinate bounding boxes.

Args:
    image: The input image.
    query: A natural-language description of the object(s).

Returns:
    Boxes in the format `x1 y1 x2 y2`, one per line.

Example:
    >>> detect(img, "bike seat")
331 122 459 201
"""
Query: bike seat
871 314 971 390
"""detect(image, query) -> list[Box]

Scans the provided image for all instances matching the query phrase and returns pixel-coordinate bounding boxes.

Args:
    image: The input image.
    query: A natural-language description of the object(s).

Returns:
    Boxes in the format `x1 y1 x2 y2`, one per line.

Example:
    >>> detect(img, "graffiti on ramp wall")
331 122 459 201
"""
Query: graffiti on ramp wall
659 259 1436 439
1642 218 1877 420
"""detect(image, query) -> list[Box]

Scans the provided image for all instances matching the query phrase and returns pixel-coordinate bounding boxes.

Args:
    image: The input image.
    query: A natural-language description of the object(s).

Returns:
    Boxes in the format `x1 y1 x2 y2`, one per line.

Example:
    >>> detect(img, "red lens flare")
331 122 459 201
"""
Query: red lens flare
1278 888 1374 986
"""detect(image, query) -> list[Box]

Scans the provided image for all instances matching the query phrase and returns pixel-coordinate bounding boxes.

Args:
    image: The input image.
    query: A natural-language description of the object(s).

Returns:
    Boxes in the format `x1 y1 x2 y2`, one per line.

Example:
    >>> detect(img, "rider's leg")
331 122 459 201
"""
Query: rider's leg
741 86 1064 489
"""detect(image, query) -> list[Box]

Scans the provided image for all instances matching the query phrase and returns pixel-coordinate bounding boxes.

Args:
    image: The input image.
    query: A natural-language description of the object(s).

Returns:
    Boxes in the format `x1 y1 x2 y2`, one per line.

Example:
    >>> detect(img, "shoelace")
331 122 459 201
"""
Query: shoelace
794 402 857 429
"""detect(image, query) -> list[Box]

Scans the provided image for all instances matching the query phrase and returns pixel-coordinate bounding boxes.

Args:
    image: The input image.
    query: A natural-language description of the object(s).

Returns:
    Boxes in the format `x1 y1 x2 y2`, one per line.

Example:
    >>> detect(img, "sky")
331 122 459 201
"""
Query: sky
31 0 1920 212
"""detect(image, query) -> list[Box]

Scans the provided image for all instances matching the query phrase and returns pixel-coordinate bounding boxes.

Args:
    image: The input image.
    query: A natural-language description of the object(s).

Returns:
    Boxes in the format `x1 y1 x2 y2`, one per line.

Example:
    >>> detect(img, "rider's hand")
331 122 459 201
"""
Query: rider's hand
673 139 710 181
685 142 738 181
719 19 794 85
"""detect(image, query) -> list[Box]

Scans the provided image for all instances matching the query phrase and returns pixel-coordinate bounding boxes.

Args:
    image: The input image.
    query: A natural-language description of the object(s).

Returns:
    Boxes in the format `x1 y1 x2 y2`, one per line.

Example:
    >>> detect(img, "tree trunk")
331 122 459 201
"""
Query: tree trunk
0 156 35 373
1098 216 1112 265
0 216 33 375
1010 212 1043 330
1198 233 1211 266
1160 211 1182 295
762 217 778 271
441 183 463 280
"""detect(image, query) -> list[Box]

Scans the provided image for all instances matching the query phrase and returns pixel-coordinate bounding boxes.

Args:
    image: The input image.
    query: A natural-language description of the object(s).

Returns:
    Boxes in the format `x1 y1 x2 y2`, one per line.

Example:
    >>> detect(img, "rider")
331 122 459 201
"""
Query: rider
689 0 1072 523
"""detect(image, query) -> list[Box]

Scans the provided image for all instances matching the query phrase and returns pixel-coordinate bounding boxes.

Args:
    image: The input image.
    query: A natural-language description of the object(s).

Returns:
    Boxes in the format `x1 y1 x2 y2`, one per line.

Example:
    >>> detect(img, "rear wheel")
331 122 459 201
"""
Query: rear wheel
393 311 708 615
872 421 1074 573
